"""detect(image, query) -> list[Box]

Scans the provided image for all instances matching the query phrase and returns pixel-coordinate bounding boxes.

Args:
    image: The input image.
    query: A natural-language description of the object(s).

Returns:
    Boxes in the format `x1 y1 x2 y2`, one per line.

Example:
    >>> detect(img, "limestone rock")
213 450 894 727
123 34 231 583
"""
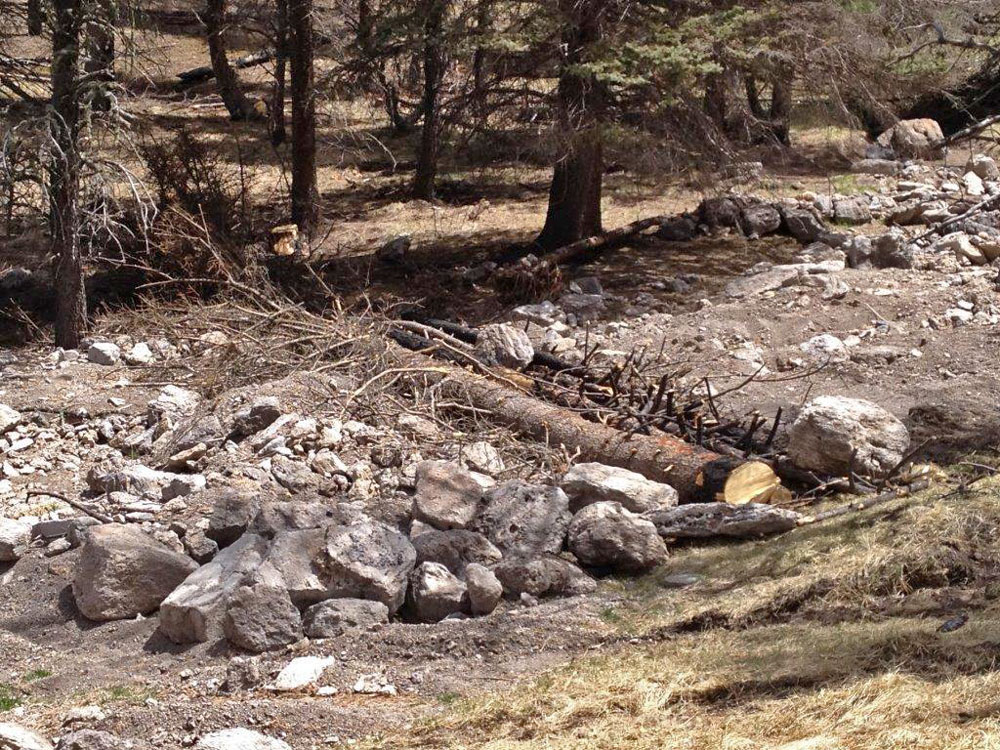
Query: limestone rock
561 462 678 513
408 561 467 622
87 342 120 366
223 583 302 653
646 503 800 539
877 119 945 159
302 598 389 638
72 524 198 621
493 556 596 599
567 501 668 572
271 656 334 692
0 518 30 562
413 460 483 530
324 521 416 613
787 396 910 478
474 324 534 370
464 563 502 615
474 480 571 558
194 729 290 750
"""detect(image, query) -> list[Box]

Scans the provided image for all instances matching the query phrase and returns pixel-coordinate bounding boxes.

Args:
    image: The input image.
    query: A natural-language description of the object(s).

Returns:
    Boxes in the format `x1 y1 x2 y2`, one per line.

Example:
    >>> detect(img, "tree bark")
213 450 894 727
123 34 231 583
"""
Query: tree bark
472 0 491 121
269 0 288 145
704 71 727 128
51 0 87 348
745 74 765 118
205 0 256 121
289 0 317 231
536 0 605 250
411 0 447 199
769 71 792 145
27 0 44 35
85 0 116 112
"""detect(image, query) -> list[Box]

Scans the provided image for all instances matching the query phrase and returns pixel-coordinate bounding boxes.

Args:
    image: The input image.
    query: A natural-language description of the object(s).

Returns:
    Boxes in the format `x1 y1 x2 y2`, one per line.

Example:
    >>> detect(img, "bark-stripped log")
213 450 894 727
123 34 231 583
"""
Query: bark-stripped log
395 344 738 501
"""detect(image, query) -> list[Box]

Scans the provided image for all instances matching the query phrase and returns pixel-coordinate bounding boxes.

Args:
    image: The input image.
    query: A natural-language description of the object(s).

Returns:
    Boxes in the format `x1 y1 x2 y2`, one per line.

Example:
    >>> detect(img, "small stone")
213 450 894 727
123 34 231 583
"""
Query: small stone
464 563 502 616
194 729 290 750
87 342 121 366
459 441 504 476
302 599 389 639
561 463 678 514
474 324 534 370
0 517 30 561
407 562 468 623
271 656 334 692
123 342 154 365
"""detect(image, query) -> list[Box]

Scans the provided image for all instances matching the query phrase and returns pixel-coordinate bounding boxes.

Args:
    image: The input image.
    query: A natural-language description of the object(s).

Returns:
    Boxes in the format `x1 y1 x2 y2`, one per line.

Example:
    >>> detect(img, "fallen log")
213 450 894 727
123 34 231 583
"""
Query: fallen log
542 214 670 267
915 193 1000 242
394 343 738 501
177 49 274 84
646 502 801 539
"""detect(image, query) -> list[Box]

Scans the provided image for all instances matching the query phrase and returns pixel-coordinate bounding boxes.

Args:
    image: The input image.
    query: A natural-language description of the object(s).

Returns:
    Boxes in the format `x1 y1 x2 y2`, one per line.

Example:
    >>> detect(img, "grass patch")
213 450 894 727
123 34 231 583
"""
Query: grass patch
23 669 52 682
99 684 157 705
366 481 1000 749
0 685 21 712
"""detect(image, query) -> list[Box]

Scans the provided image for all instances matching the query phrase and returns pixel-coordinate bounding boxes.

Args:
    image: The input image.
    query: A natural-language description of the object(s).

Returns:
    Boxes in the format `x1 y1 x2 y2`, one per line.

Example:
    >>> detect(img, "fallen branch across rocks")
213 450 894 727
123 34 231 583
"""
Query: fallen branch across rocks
915 193 1000 242
540 214 672 267
392 344 738 501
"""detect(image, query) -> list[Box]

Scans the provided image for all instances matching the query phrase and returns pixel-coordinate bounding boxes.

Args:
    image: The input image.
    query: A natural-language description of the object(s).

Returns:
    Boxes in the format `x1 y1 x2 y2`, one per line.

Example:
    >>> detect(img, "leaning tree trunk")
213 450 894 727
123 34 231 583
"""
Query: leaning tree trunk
289 0 317 231
205 0 255 121
51 0 87 348
269 0 289 145
769 71 792 145
85 0 117 112
745 74 766 119
27 0 44 35
411 0 447 199
536 0 605 251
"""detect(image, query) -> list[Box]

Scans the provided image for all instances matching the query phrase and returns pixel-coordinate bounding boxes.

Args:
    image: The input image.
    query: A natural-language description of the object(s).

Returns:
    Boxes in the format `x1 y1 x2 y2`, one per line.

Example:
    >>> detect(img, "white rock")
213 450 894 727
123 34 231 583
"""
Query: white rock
799 334 847 361
0 404 21 434
459 441 504 476
561 462 678 513
787 396 910 478
0 723 54 750
195 728 291 750
271 656 335 692
0 517 31 561
124 342 155 365
87 342 121 366
963 171 985 197
474 323 534 369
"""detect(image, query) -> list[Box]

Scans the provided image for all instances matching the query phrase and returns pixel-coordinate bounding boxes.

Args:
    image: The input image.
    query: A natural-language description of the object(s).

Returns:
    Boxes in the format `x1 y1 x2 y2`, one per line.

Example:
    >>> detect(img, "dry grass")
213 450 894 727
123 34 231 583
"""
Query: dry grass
368 480 1000 750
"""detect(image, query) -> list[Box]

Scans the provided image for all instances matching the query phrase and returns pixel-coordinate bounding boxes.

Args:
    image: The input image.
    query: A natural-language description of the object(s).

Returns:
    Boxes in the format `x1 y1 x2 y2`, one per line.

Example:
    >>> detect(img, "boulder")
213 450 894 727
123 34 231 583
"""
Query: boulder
206 490 261 547
0 518 30 562
72 524 198 621
783 209 826 243
493 556 596 599
474 480 571 558
257 528 329 606
474 324 534 370
0 404 21 433
464 563 502 615
194 729 290 750
159 533 269 644
561 462 678 513
413 461 483 530
698 197 741 229
645 503 800 539
412 529 502 576
877 119 945 159
324 521 416 613
302 598 389 638
85 463 178 498
849 159 900 176
252 500 364 537
407 562 467 622
739 204 782 236
938 232 988 266
222 583 302 653
787 396 910 477
0 723 53 750
567 502 668 573
968 154 1000 180
832 196 872 225
55 731 134 750
655 215 698 242
87 342 120 366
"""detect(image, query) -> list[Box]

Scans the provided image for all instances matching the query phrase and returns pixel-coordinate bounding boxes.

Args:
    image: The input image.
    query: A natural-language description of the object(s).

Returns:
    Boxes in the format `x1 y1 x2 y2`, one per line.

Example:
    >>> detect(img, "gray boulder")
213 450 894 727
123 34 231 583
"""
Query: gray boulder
833 196 872 225
412 529 502 576
656 215 697 242
159 533 269 644
561 462 678 513
783 209 826 243
72 525 198 621
850 159 900 176
223 583 302 653
324 521 416 613
0 518 30 562
407 562 467 622
0 404 21 433
787 396 910 477
194 729 290 750
257 528 329 606
465 563 502 615
302 598 389 638
567 502 668 573
474 324 534 370
206 490 261 547
413 461 483 530
87 342 120 366
877 118 944 159
474 480 571 558
0 723 53 750
968 154 1000 180
493 556 596 599
55 731 136 750
740 204 781 236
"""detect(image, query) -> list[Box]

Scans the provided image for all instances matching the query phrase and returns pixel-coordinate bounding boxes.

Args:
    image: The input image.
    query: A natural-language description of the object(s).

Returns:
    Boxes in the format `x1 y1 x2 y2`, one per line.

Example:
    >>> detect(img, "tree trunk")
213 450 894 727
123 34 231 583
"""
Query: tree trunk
472 0 490 121
704 71 727 128
27 0 44 35
289 0 317 231
269 0 288 145
205 0 255 121
745 74 766 118
85 0 116 112
536 0 605 250
51 0 87 348
769 72 792 145
411 0 447 199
